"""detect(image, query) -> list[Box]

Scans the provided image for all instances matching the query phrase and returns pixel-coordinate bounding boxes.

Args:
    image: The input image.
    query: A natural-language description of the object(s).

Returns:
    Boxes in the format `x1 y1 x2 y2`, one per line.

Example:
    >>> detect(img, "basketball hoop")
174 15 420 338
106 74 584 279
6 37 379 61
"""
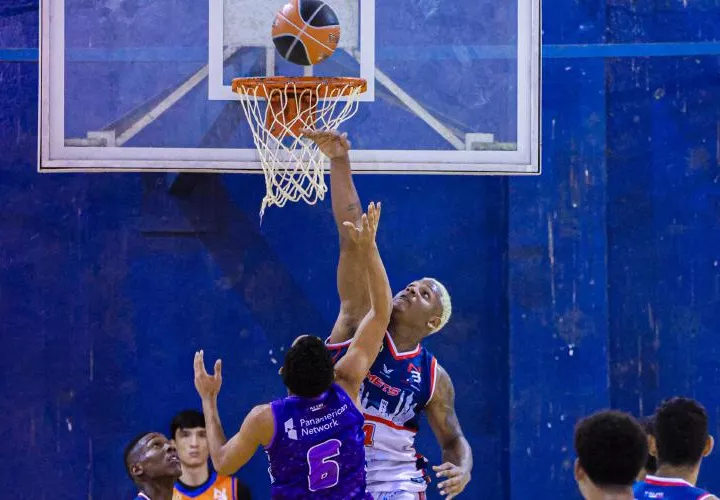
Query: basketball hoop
232 76 367 218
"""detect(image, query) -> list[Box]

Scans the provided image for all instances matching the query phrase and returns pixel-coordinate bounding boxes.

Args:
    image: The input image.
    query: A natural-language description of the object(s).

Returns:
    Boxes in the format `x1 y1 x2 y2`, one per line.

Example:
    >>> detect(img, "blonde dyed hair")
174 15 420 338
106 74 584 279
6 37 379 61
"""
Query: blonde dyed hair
424 277 452 333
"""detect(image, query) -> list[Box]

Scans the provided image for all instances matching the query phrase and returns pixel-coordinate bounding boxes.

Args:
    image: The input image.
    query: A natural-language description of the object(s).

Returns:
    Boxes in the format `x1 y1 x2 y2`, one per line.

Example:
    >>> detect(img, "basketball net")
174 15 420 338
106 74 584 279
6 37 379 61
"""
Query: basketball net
233 77 366 218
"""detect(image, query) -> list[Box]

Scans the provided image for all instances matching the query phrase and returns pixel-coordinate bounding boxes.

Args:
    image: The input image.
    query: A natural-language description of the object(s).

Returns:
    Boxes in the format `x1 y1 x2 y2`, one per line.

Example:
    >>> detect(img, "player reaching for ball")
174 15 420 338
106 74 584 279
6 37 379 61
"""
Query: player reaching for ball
304 128 473 500
194 203 390 499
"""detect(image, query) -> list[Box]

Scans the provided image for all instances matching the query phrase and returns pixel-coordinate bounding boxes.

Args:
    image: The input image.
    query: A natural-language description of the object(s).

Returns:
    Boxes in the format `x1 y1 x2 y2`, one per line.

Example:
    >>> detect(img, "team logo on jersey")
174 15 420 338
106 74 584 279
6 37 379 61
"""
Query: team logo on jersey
213 488 228 500
367 373 401 396
381 364 394 377
284 418 298 440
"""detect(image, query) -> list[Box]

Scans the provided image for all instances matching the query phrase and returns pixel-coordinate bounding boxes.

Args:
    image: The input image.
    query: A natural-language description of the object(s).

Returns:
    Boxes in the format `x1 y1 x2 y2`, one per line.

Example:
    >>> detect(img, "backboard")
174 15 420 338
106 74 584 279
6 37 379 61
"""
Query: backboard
40 0 540 174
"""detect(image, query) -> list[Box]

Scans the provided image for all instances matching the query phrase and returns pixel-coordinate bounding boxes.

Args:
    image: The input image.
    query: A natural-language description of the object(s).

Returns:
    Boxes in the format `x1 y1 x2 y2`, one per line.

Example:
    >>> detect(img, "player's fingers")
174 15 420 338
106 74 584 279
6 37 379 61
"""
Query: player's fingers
438 476 462 489
367 203 376 226
372 202 381 233
434 464 457 477
301 128 319 138
214 359 222 379
342 221 359 241
433 463 454 473
199 350 207 372
361 213 370 235
193 351 201 373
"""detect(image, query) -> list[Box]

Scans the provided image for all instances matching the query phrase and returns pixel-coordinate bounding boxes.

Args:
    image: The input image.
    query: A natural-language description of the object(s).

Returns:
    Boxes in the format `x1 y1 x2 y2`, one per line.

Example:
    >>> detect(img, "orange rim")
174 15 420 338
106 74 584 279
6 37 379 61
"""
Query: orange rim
232 76 367 99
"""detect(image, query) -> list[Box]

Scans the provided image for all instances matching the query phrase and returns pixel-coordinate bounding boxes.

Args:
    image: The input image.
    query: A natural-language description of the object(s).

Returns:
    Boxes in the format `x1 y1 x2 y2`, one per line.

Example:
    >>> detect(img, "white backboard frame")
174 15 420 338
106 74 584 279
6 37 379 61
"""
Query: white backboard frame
38 0 541 174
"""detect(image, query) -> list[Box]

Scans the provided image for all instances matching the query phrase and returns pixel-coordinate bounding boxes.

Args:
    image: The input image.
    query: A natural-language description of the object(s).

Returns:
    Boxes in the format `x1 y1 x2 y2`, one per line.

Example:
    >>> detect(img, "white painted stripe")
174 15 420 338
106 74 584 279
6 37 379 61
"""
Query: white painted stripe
116 47 238 146
370 63 465 150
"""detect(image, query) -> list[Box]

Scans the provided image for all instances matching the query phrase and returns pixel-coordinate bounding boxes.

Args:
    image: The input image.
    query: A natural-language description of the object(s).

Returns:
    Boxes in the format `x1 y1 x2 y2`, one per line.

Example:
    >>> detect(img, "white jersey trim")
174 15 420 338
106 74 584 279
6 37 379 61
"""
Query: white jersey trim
645 475 694 487
385 333 421 359
325 336 353 349
426 358 439 404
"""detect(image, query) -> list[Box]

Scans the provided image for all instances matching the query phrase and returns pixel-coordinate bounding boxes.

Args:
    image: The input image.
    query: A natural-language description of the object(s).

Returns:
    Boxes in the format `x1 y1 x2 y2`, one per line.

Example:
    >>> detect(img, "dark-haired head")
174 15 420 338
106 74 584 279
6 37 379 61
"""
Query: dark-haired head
574 410 648 499
170 409 205 440
653 397 714 469
170 409 210 468
281 335 335 398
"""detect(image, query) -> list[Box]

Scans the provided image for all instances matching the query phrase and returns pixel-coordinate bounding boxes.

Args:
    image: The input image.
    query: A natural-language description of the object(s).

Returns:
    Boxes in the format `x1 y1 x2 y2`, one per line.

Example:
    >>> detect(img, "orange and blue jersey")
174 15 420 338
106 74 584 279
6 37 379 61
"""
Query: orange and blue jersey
634 475 715 500
173 470 237 500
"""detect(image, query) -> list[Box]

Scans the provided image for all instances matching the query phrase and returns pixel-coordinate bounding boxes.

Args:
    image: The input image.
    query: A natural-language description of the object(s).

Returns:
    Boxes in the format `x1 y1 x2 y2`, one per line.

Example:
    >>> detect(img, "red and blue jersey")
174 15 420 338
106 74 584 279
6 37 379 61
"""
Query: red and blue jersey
327 333 438 494
634 475 715 500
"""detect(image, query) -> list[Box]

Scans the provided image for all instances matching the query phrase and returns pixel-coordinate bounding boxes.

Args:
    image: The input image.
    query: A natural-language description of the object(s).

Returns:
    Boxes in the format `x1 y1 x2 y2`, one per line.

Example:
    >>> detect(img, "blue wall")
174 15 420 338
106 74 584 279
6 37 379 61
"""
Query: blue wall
2 1 720 499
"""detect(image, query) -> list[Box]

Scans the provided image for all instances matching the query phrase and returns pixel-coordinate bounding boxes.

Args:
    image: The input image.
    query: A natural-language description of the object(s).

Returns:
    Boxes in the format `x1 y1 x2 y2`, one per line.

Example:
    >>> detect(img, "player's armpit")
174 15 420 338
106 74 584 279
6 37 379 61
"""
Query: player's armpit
426 365 473 497
211 404 273 476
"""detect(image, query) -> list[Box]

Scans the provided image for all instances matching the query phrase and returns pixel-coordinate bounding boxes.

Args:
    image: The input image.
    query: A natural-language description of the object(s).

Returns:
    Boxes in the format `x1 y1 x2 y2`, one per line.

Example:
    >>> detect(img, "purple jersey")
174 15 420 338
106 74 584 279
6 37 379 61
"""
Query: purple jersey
264 383 371 499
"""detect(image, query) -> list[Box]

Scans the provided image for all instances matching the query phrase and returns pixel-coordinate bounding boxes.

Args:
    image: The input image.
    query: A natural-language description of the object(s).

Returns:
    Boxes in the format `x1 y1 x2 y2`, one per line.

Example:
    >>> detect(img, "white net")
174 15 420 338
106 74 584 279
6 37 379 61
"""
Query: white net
234 79 365 218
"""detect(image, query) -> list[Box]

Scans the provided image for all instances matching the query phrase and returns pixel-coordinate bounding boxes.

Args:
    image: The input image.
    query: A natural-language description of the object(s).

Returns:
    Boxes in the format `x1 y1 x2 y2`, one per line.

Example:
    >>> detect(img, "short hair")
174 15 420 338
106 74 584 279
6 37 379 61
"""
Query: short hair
424 277 452 333
654 397 709 467
282 336 334 398
124 431 151 480
574 410 648 488
170 409 205 439
640 416 658 474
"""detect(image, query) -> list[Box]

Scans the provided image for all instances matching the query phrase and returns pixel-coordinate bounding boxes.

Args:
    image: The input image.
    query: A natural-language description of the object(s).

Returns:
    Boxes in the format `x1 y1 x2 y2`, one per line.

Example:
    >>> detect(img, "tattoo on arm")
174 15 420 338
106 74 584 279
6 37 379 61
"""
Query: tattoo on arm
428 365 473 471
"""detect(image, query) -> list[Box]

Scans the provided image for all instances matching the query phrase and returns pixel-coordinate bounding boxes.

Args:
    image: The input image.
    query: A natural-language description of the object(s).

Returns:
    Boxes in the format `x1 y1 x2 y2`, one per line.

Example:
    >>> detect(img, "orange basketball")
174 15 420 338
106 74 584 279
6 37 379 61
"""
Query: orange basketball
271 0 341 66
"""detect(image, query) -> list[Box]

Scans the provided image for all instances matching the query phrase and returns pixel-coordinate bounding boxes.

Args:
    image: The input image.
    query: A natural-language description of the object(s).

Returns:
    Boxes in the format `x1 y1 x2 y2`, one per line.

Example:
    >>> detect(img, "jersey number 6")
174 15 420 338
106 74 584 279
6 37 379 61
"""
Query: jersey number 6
307 439 342 491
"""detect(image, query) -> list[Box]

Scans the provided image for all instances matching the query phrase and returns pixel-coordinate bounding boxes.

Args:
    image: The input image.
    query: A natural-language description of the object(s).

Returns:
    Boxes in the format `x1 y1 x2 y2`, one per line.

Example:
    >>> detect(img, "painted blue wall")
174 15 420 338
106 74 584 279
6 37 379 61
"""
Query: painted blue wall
1 1 720 499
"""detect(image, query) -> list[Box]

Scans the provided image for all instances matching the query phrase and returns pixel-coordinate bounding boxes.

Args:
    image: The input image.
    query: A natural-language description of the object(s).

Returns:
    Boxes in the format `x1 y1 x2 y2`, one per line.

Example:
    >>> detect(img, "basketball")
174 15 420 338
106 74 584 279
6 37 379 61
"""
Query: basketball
272 0 341 66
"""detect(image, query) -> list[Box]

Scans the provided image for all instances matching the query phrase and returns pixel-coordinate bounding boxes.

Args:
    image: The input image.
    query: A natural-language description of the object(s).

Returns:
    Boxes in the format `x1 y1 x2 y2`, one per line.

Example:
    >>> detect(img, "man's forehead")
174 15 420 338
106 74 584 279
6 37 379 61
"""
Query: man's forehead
416 279 439 292
139 432 165 448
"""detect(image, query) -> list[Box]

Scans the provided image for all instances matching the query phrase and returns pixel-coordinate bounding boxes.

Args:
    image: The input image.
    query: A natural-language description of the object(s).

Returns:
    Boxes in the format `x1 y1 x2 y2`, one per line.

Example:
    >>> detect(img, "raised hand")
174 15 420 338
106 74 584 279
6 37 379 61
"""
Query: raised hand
342 202 381 251
301 129 351 160
193 350 222 401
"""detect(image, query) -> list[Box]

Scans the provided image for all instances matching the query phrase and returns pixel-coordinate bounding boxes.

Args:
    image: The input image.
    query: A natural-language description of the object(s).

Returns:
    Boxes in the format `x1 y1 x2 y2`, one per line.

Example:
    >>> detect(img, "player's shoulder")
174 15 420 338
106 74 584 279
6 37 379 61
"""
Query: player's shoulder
247 403 274 432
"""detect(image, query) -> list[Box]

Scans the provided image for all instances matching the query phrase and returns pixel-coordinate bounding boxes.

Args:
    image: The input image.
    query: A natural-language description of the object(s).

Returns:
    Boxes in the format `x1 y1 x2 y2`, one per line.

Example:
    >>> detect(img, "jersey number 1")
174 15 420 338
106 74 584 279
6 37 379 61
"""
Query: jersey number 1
362 423 376 446
307 439 342 491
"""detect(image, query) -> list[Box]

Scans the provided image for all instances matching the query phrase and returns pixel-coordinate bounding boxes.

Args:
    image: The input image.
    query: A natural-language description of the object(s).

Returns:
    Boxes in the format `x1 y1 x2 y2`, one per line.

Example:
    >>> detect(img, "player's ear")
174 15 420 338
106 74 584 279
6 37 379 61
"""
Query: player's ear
427 316 441 332
130 463 144 478
648 435 658 457
704 435 714 457
573 458 584 482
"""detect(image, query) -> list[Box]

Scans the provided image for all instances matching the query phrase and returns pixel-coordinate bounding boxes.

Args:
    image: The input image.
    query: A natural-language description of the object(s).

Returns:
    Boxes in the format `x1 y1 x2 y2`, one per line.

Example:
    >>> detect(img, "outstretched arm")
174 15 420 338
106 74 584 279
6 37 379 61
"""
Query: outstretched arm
334 203 392 395
303 129 371 344
426 365 473 499
194 351 273 475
